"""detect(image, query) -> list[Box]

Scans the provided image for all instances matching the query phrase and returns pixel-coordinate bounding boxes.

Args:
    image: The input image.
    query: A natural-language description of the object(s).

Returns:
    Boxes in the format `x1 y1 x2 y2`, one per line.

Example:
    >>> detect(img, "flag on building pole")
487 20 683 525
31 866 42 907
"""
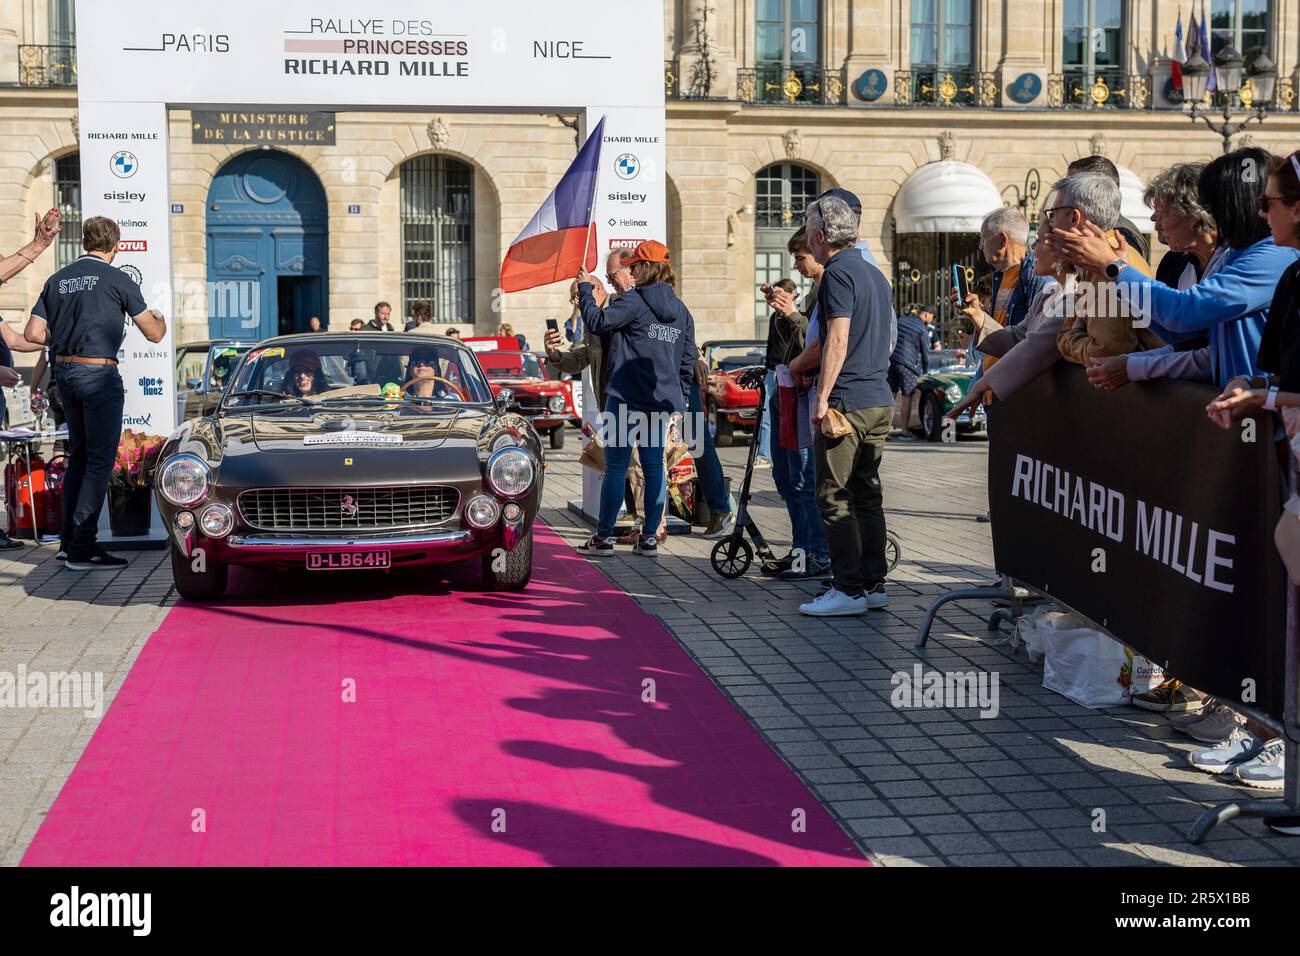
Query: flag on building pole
1186 8 1200 59
1172 11 1186 89
499 116 605 294
1201 2 1216 92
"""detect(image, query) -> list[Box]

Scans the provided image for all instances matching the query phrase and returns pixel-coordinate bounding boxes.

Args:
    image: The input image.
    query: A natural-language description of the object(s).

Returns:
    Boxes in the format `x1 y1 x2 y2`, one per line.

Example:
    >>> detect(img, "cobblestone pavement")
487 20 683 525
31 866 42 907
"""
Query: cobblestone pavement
1 430 1296 867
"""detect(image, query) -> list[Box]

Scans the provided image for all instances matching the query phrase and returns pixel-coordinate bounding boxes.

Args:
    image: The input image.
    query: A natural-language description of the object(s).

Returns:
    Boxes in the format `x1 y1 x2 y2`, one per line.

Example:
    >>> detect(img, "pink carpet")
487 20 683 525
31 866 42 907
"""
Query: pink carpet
23 524 867 866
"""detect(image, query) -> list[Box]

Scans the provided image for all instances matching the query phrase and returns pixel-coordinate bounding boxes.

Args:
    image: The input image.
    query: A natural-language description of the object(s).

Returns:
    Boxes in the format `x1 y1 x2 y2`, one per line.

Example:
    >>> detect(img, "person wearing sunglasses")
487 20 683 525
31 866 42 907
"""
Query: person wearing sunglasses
1049 147 1299 389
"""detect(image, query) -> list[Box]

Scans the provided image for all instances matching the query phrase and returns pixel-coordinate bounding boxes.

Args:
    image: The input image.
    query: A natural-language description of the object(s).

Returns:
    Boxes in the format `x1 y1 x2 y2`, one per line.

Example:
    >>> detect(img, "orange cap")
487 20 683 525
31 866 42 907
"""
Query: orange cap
619 240 671 269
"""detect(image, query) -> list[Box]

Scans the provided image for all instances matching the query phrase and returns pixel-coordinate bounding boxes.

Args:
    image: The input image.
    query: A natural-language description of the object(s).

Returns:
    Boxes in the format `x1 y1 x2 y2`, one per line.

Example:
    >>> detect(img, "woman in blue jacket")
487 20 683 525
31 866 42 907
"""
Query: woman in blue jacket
1052 147 1300 387
575 240 697 558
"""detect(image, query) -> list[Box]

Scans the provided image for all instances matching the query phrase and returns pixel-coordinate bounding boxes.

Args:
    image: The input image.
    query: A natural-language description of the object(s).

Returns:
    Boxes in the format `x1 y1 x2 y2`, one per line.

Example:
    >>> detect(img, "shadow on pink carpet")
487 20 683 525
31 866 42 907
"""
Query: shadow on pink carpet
22 523 869 866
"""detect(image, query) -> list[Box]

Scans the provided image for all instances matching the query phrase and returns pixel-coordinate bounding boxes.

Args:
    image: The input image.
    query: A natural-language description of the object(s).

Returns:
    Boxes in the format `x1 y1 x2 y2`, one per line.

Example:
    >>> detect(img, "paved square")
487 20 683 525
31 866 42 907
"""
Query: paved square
1 433 1296 867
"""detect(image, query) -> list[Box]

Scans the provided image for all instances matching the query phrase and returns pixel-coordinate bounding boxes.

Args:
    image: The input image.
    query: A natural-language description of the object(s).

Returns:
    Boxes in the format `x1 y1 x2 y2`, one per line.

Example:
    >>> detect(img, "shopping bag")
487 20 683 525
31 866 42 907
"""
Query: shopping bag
821 407 852 440
1036 613 1131 709
776 365 799 451
578 435 605 472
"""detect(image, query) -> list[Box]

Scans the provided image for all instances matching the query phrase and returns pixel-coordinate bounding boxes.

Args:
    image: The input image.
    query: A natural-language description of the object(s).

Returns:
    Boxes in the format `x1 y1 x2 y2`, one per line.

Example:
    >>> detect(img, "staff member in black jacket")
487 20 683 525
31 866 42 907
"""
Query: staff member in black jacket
23 217 166 570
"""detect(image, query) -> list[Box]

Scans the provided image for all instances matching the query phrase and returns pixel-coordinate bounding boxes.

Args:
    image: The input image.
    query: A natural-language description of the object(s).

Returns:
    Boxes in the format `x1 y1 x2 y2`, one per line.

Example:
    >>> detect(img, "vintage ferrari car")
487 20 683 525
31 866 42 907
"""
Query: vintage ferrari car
464 338 575 449
153 333 544 600
702 340 765 446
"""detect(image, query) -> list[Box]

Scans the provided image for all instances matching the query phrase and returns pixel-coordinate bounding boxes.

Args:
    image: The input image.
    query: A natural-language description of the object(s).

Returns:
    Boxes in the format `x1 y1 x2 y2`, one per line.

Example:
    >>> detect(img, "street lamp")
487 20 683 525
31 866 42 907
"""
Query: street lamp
1185 46 1277 154
1001 168 1042 231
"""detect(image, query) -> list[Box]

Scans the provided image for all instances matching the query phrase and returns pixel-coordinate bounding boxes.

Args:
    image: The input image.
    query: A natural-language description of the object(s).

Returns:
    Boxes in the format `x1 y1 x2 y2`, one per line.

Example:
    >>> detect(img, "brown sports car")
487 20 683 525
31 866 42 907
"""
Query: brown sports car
153 333 543 600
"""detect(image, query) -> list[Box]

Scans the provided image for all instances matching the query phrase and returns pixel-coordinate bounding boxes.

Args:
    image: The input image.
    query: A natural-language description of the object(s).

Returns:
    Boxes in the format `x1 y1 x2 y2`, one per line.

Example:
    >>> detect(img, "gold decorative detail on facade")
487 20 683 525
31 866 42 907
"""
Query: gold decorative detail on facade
1239 79 1254 109
1089 76 1111 106
664 64 677 97
738 74 756 101
937 73 959 105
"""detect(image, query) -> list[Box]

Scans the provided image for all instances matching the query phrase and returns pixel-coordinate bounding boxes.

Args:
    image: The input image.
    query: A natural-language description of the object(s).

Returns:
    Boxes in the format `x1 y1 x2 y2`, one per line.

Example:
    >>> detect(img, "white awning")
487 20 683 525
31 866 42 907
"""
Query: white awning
1118 166 1153 235
893 161 1004 234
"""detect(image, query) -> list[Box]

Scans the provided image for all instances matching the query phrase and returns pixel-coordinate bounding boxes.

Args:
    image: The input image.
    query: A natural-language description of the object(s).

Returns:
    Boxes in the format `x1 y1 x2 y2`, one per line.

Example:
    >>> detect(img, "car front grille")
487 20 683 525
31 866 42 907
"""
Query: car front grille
237 486 460 533
515 394 548 414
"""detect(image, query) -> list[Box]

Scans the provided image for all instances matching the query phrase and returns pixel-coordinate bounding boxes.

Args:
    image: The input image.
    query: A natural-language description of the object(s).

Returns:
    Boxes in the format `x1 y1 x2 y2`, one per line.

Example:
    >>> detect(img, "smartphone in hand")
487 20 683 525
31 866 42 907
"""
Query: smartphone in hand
761 283 774 302
546 318 559 334
950 264 970 304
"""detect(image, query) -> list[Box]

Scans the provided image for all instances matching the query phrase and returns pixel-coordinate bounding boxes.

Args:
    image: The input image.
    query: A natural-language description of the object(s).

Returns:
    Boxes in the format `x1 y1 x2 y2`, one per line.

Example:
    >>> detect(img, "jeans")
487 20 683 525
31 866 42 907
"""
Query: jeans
814 404 892 596
687 380 729 513
768 389 829 562
757 370 775 459
597 401 667 539
54 363 125 557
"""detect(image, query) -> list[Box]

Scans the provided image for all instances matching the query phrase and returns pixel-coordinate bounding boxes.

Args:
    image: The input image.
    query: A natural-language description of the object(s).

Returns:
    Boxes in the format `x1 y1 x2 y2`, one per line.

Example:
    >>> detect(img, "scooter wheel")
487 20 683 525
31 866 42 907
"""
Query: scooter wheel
710 538 752 579
885 531 901 576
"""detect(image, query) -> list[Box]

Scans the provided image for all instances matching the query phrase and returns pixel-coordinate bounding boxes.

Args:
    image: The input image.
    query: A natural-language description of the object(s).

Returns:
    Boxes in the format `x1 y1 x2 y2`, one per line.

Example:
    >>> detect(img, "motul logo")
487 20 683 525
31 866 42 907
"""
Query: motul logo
117 240 147 252
609 238 646 249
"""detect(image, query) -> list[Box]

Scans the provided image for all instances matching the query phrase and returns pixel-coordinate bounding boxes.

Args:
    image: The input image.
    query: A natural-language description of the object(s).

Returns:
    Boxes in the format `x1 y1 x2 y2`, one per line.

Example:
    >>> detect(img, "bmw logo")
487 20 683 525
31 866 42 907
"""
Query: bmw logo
614 153 640 180
110 150 138 179
119 264 143 286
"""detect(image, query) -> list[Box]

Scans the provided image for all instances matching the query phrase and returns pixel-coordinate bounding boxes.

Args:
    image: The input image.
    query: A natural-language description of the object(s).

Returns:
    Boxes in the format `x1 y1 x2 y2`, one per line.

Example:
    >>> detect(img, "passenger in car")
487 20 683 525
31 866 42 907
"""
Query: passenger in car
284 349 328 398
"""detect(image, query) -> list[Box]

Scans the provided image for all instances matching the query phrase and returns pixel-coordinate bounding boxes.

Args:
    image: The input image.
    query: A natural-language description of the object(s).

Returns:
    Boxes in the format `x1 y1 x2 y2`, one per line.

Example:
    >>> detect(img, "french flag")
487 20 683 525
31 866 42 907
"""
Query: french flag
499 115 605 293
1172 11 1185 90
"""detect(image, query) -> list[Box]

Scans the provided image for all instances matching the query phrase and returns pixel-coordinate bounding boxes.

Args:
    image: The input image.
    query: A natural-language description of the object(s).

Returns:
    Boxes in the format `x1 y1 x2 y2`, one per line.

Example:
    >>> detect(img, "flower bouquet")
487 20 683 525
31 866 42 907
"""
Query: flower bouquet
108 429 166 536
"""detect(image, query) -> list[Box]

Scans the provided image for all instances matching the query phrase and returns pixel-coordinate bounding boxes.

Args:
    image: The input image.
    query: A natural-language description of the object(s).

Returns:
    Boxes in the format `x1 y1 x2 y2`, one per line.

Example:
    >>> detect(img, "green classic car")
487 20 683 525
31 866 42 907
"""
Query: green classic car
909 352 987 442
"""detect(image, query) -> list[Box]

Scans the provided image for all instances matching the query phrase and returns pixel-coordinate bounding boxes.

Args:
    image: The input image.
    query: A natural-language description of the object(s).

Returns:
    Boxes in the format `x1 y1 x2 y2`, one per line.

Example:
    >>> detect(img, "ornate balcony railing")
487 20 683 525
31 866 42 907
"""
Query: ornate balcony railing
893 69 999 108
18 45 77 87
736 64 847 106
1047 69 1150 109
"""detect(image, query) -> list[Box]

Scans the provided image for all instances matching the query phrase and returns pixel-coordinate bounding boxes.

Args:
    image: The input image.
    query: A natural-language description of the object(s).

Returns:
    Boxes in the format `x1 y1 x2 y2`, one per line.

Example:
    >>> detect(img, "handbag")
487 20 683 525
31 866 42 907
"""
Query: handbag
776 365 799 451
821 406 852 440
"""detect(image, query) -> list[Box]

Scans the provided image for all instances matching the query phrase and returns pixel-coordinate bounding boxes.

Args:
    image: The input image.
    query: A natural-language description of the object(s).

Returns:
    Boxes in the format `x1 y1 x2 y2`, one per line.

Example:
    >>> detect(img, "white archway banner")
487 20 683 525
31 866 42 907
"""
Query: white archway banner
74 0 666 534
74 0 665 437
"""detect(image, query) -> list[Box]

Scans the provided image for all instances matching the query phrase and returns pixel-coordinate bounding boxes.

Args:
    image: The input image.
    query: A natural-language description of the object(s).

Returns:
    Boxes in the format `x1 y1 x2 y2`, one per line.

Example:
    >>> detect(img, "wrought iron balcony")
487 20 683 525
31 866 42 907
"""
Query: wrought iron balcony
893 69 999 108
18 45 77 87
1047 69 1150 109
737 64 846 106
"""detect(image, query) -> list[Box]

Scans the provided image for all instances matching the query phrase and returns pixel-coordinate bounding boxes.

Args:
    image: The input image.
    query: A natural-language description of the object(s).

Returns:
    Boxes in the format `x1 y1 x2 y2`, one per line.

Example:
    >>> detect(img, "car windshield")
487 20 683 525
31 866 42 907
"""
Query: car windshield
709 344 765 372
223 336 494 410
478 351 544 381
208 345 250 387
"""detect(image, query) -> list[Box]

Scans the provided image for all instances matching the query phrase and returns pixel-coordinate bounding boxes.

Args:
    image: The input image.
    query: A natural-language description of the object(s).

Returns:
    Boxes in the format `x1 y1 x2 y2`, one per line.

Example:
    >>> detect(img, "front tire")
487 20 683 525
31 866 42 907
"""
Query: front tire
482 529 533 592
709 399 734 447
549 426 565 450
921 392 945 442
169 539 228 601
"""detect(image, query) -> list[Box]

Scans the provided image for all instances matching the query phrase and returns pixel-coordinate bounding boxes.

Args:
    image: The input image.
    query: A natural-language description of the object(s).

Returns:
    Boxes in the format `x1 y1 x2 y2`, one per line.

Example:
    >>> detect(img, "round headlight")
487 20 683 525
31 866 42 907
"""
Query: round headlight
945 385 962 403
198 503 234 538
502 502 523 522
487 448 535 498
175 511 195 531
159 454 211 507
466 495 501 529
548 394 566 413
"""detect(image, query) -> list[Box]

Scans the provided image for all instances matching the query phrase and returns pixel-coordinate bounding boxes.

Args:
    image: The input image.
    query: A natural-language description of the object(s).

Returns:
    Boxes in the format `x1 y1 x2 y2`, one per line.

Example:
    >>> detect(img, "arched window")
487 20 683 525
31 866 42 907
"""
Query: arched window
400 155 474 325
1211 0 1271 58
753 163 820 336
53 153 81 270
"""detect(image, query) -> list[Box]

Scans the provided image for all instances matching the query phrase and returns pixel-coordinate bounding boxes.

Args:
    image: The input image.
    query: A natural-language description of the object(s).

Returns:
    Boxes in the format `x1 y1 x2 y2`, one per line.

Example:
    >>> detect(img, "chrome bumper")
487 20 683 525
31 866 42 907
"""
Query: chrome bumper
226 529 473 552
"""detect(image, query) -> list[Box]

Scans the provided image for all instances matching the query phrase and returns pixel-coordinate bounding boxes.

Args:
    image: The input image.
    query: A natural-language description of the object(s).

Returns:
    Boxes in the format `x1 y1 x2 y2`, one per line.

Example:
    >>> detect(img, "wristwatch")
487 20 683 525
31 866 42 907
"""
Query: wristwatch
1104 258 1126 280
1265 386 1280 411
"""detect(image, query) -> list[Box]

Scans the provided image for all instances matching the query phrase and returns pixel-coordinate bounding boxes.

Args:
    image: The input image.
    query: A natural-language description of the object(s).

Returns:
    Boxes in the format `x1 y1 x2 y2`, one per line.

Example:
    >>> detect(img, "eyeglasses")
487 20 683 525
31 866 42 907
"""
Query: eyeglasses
1040 206 1075 220
1259 194 1293 212
411 357 435 367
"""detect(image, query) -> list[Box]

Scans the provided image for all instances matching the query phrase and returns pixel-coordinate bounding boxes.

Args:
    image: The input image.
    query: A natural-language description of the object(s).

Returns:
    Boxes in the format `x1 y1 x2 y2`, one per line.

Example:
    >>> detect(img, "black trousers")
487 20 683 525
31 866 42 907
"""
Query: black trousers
54 364 124 557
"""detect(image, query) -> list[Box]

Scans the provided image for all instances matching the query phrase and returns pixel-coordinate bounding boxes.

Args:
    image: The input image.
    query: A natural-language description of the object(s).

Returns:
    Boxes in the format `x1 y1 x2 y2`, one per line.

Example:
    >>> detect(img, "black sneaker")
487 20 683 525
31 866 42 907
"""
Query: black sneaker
65 547 128 571
0 532 23 552
780 556 832 581
1265 815 1300 837
760 552 797 576
577 534 615 557
56 542 68 561
633 534 659 558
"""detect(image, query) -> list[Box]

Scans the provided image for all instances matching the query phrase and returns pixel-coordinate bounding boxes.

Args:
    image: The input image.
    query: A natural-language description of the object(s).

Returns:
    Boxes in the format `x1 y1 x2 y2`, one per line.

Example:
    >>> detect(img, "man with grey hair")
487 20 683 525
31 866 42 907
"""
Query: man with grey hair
788 194 896 616
1042 172 1160 365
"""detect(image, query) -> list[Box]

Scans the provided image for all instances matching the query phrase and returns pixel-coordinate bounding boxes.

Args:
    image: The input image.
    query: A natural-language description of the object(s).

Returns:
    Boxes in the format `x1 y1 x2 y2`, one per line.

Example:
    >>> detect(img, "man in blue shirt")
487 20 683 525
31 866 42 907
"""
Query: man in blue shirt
789 194 895 617
24 216 167 570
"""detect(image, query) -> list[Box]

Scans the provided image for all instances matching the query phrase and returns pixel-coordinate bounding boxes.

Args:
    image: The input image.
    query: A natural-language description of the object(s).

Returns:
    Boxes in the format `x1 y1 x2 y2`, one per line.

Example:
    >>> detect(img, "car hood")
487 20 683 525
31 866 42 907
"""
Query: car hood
238 408 487 452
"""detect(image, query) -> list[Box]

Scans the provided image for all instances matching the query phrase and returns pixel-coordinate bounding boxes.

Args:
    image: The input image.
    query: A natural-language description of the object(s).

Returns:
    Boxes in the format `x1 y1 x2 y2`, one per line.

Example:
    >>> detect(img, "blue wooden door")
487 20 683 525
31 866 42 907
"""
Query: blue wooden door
206 150 328 340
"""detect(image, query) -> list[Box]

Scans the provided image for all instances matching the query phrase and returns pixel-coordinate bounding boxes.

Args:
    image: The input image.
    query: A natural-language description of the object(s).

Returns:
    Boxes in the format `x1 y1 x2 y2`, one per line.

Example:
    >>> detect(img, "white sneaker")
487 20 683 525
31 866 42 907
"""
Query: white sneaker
1234 738 1285 790
799 586 867 617
864 584 889 609
1187 726 1262 774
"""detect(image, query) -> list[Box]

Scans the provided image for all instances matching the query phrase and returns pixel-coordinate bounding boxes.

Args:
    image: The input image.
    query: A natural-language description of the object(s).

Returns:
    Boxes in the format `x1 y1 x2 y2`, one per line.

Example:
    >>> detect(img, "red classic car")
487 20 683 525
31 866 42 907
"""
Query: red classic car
702 339 766 446
464 338 574 449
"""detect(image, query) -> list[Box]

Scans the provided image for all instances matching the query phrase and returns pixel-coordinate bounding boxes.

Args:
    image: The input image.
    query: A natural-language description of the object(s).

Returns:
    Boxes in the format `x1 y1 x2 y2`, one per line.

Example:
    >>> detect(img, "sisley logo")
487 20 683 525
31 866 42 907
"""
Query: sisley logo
607 192 646 203
103 191 146 203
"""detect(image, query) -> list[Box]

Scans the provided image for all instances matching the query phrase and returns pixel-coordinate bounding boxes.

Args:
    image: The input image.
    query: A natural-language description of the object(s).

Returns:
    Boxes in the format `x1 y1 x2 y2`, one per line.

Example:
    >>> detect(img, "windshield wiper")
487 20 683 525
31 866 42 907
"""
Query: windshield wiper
227 389 312 407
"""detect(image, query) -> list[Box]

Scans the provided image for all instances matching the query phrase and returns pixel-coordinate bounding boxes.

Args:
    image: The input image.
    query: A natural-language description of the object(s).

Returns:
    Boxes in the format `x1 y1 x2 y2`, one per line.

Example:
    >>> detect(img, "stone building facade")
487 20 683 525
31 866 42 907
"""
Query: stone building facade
4 0 1300 369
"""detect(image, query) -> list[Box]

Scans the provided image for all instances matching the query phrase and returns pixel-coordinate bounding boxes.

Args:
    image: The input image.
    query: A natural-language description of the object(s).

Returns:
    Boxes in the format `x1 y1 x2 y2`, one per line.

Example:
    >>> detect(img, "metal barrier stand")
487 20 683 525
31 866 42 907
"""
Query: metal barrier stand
914 572 1037 649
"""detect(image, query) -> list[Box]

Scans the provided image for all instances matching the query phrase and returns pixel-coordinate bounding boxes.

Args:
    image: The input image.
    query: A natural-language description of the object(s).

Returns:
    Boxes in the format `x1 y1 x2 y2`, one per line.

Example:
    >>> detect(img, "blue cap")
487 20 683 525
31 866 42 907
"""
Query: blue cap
817 187 862 217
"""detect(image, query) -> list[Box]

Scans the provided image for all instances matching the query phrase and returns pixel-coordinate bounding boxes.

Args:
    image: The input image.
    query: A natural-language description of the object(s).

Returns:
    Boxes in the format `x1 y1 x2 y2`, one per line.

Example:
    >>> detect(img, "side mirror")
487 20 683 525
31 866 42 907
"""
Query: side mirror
560 373 573 382
495 387 519 412
185 377 202 390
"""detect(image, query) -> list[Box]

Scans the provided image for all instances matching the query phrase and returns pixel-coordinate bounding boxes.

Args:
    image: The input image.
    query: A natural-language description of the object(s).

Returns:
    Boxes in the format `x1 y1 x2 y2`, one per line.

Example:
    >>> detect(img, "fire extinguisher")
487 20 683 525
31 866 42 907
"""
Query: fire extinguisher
43 454 66 536
5 451 47 539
